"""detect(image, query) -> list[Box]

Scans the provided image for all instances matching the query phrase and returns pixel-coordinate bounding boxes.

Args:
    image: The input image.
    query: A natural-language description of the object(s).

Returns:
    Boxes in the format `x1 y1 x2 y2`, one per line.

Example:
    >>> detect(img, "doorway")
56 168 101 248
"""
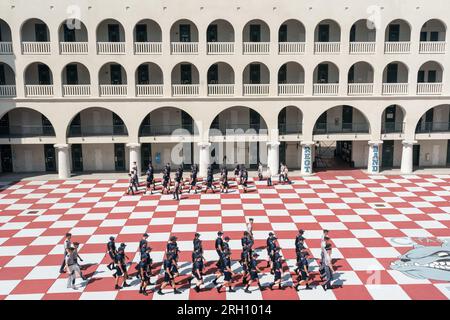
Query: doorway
44 144 56 172
382 140 394 168
71 144 83 172
114 143 126 171
0 145 13 172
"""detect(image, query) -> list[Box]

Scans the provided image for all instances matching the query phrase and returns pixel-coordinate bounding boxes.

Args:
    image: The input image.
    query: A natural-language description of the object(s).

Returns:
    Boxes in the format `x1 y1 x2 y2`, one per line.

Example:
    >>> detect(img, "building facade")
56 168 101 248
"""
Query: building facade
0 0 450 178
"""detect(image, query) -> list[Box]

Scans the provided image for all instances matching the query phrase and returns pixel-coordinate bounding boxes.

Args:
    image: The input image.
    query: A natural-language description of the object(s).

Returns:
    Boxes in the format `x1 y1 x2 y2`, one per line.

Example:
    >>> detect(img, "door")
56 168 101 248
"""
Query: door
180 64 192 84
318 24 330 42
0 64 5 85
342 106 353 131
207 24 218 42
249 64 261 84
114 144 126 171
181 110 193 134
384 105 396 132
108 24 120 42
428 70 437 83
279 142 287 168
44 144 56 172
347 65 355 83
137 64 149 84
38 64 51 85
317 64 329 83
113 113 125 135
413 145 420 167
35 23 48 42
65 64 79 85
420 32 427 42
141 143 152 171
386 64 398 83
249 25 261 42
0 145 13 172
278 64 287 84
63 24 76 42
417 70 425 83
135 24 148 42
71 144 83 172
207 64 218 84
381 140 394 168
430 32 439 41
279 24 287 42
388 24 400 42
110 64 122 84
179 24 191 42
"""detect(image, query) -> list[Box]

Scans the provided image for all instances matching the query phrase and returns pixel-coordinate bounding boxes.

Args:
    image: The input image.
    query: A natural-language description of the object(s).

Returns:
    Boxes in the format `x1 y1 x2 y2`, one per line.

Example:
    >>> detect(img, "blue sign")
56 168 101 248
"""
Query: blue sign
303 145 311 173
371 145 379 172
155 152 161 164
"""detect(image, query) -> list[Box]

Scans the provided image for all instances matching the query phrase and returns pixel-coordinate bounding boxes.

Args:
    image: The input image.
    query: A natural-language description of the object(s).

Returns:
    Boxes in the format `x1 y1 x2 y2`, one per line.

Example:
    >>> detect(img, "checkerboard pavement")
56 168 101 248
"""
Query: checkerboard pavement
0 170 450 300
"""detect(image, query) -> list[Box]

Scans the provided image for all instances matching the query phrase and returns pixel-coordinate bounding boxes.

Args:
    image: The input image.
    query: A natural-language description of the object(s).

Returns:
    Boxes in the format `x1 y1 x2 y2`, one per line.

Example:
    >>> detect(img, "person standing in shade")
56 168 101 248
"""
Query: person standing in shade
241 168 249 193
59 233 72 273
220 168 229 193
234 164 240 182
266 166 273 186
132 164 139 192
279 163 285 183
216 251 235 293
283 164 291 184
146 163 155 194
161 168 170 194
204 167 215 193
173 170 181 200
157 252 181 295
106 236 117 271
244 252 264 293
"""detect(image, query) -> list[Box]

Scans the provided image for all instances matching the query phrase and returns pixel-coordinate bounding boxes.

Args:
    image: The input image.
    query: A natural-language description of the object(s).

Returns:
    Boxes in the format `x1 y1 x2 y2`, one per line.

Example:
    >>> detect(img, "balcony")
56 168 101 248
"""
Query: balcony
279 123 302 135
313 83 339 96
134 42 162 54
63 85 91 97
99 84 127 97
25 85 54 97
0 125 55 138
278 84 304 96
136 84 164 97
347 83 374 96
382 122 404 134
349 42 376 54
60 42 88 54
0 85 16 97
171 42 198 54
172 84 199 96
243 84 270 96
21 42 51 54
417 83 443 95
278 42 305 54
314 42 340 54
243 42 270 54
0 42 13 54
419 41 446 54
384 41 411 54
68 125 128 137
97 42 126 54
416 122 450 134
210 123 265 136
140 124 193 137
313 122 370 135
382 83 408 95
207 42 234 54
207 84 235 96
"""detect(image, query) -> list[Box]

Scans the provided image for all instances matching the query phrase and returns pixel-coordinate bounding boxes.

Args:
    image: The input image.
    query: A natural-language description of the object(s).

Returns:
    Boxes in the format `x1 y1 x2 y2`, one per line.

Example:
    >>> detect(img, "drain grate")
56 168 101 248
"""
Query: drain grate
373 203 388 208
26 210 40 215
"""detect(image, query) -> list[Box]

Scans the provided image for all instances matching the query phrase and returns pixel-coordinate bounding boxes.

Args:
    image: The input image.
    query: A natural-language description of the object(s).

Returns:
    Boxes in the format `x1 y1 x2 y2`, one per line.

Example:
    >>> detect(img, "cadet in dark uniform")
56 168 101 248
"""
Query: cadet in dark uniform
223 236 231 254
215 231 224 262
295 251 312 291
137 246 154 285
139 233 149 257
59 233 72 273
157 252 181 295
162 169 170 194
137 256 150 295
241 169 249 192
106 236 117 271
266 232 277 268
193 233 203 254
241 231 254 255
234 165 240 182
216 251 235 293
244 252 264 293
270 247 282 275
127 173 135 195
204 168 215 193
269 255 284 290
295 229 306 254
220 168 229 193
192 254 204 293
113 247 130 289
188 164 200 193
146 163 155 194
167 236 180 278
240 246 251 284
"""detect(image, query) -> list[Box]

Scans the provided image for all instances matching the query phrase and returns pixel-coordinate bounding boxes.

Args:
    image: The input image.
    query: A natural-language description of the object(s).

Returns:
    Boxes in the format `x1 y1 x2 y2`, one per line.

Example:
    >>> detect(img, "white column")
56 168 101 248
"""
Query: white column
198 142 211 177
400 140 417 174
301 141 314 176
267 141 280 176
127 143 141 176
54 144 71 179
367 141 383 174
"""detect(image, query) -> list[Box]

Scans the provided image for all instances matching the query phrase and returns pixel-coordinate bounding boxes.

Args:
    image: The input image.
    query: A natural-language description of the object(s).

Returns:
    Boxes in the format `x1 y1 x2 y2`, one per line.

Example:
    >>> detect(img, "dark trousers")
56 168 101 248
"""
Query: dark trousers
60 254 67 272
267 177 272 186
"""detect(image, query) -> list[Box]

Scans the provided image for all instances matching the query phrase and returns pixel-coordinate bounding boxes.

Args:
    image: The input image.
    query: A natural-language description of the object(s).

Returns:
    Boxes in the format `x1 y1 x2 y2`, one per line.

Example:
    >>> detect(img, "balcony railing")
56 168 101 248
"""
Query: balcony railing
207 84 235 96
21 42 51 54
416 122 450 134
347 83 374 96
416 82 443 95
0 125 55 138
134 42 163 54
97 42 126 54
384 41 411 54
209 123 265 136
63 85 91 97
171 42 199 54
99 84 128 96
314 42 340 54
243 42 270 54
313 83 339 96
313 122 370 135
0 85 16 97
349 42 376 54
140 124 194 136
279 123 302 135
419 41 446 54
382 122 404 134
278 83 305 96
0 42 13 54
207 42 234 54
172 84 199 96
25 85 54 97
278 42 306 54
60 42 88 54
243 84 270 96
68 125 128 137
382 83 408 95
136 84 164 97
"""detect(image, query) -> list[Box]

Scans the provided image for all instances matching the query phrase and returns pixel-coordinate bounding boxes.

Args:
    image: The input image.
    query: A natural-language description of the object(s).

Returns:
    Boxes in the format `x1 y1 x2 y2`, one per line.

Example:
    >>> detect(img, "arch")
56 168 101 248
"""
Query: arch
349 19 376 42
0 107 56 137
278 19 306 42
98 62 127 84
415 104 450 134
313 61 339 83
208 105 269 133
96 19 125 42
382 61 409 83
312 105 371 135
58 19 88 42
171 62 200 84
385 19 411 41
135 62 163 84
23 62 53 85
207 62 235 84
61 62 91 85
243 19 271 42
207 19 235 42
381 104 406 134
134 19 162 42
0 19 12 42
418 60 444 83
348 61 374 83
0 62 16 85
278 61 304 83
278 105 303 135
243 62 270 84
20 18 50 42
420 19 447 41
170 19 199 42
314 19 341 42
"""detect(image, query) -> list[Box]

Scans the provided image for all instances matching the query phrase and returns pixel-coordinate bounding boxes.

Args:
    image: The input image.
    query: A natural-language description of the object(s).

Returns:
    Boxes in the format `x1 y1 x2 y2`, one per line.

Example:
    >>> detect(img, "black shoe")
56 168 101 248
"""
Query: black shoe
139 288 143 293
269 283 274 290
123 282 130 287
295 285 300 291
106 264 112 271
142 291 148 296
115 285 121 290
244 288 251 293
228 287 235 292
216 285 222 293
194 286 200 293
157 289 163 295
305 285 312 290
242 278 247 284
322 284 327 291
212 279 217 285
174 289 182 294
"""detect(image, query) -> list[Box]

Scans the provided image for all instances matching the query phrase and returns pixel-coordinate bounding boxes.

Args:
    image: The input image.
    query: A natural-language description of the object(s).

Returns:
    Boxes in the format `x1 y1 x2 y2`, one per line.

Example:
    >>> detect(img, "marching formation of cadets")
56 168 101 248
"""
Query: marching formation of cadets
60 225 335 294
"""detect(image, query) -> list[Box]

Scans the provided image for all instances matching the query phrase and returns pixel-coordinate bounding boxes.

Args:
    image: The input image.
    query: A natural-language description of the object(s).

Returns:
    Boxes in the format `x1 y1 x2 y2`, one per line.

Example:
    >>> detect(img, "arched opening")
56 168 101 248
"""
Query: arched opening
313 62 339 95
278 106 303 169
278 62 304 95
207 62 235 96
135 62 164 97
170 19 199 54
171 62 200 96
243 19 270 54
134 19 162 54
419 19 446 43
20 19 51 54
349 19 376 53
61 62 91 96
416 104 450 134
278 19 305 54
0 19 13 54
96 19 125 54
0 62 16 97
98 62 127 96
382 61 409 95
278 106 303 135
58 19 88 42
206 19 235 54
417 61 444 95
243 62 270 95
24 62 54 97
347 61 374 95
385 19 411 42
314 19 341 53
381 105 405 134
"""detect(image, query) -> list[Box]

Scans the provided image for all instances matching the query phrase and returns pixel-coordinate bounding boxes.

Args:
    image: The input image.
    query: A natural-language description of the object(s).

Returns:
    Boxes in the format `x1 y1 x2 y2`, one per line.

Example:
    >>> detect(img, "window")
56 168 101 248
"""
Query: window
65 64 78 85
417 70 425 83
137 65 149 84
179 24 191 42
386 64 398 83
35 23 48 42
63 24 76 42
38 64 51 85
428 70 437 83
318 24 330 42
207 24 218 42
278 64 287 84
420 31 427 42
135 24 148 42
430 31 439 41
279 25 287 42
108 24 120 42
249 25 261 42
388 24 400 42
207 64 218 84
249 64 261 84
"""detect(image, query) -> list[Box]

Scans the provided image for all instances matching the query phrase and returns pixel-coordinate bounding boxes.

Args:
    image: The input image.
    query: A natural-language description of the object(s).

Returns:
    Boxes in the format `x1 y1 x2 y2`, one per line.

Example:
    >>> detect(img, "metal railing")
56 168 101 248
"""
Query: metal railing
382 122 404 134
60 42 88 54
140 124 194 136
313 122 370 134
68 125 128 137
415 122 450 134
209 123 265 136
134 42 163 54
0 125 55 138
279 123 303 135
